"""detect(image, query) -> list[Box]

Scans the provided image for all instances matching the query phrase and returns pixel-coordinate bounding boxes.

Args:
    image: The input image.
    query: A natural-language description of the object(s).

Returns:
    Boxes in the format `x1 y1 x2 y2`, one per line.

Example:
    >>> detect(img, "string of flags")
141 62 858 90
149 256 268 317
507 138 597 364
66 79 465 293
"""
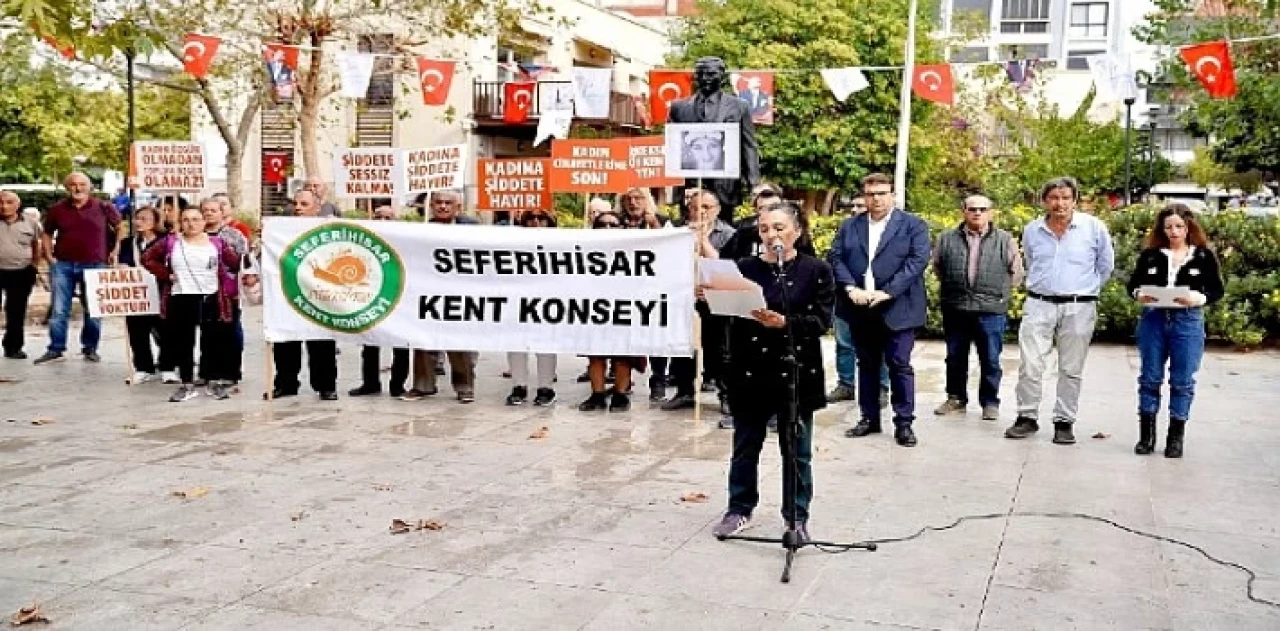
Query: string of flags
42 29 1268 115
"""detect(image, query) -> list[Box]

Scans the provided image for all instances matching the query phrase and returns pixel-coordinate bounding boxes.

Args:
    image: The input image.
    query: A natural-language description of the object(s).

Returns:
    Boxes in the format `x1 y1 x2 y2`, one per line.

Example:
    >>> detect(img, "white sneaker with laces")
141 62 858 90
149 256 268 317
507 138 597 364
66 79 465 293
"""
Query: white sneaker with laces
131 372 157 384
161 371 180 384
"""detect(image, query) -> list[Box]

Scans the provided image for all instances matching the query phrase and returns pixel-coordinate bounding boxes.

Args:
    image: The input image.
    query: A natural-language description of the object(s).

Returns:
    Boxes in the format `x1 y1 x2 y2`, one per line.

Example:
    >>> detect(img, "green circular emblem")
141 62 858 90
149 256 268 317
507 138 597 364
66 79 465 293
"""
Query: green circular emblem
280 222 405 333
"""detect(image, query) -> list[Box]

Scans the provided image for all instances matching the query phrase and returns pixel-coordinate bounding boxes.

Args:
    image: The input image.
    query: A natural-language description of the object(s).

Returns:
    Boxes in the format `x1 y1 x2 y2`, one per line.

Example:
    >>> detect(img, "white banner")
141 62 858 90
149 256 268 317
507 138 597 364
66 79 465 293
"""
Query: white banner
333 148 403 198
403 144 466 196
572 67 612 119
84 268 161 318
261 218 696 356
336 52 376 98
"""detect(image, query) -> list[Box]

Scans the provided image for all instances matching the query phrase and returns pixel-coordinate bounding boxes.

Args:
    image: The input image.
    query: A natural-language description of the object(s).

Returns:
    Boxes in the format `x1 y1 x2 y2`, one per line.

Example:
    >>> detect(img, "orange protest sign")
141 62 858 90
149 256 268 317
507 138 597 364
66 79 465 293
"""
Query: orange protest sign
627 136 682 188
549 139 631 193
477 158 552 211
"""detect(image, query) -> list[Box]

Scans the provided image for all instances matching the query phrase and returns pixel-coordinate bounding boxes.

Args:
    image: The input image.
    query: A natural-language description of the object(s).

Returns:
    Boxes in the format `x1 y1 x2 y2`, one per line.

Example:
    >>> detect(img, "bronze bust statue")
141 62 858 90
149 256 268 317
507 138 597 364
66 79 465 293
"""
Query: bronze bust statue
667 56 762 222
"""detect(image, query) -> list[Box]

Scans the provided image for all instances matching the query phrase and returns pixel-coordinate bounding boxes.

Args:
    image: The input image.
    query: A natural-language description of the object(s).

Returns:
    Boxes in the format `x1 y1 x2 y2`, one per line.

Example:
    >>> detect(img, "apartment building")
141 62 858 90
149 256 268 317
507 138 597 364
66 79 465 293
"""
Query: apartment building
192 1 673 212
938 0 1205 164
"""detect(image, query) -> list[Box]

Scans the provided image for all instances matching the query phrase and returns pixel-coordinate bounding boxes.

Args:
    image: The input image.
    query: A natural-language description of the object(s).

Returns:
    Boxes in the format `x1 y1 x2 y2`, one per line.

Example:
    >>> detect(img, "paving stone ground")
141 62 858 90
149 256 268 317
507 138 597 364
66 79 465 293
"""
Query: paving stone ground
1 308 1278 630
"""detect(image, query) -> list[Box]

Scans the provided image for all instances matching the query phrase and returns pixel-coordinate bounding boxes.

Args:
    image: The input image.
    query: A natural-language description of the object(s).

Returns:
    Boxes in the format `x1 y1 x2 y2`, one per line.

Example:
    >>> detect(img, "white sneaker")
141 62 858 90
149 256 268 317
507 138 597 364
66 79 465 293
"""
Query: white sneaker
169 384 199 403
131 372 157 384
161 371 179 384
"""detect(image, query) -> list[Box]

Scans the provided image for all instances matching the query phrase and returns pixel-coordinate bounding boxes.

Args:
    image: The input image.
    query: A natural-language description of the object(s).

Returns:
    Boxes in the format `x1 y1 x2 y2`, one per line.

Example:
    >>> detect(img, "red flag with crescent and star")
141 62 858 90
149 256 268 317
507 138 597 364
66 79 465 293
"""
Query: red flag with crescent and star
1180 41 1237 99
504 81 535 123
648 70 693 124
182 33 222 79
911 64 955 106
415 58 455 106
263 151 289 185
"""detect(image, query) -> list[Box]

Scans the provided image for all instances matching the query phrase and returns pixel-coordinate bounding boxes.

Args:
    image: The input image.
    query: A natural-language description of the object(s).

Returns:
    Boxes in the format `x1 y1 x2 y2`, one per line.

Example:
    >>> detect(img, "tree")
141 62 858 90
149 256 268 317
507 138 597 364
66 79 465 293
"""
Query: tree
0 32 189 183
669 0 940 207
1134 0 1280 177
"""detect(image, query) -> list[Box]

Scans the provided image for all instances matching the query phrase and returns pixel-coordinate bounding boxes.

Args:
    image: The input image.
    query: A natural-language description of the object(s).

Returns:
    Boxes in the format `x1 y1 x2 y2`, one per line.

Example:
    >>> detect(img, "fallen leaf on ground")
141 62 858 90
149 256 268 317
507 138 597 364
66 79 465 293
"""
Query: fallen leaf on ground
30 418 53 426
680 492 709 503
0 376 18 383
170 487 208 499
389 518 445 534
290 511 307 522
11 603 49 626
528 426 550 440
1092 432 1111 439
119 424 138 430
372 484 394 491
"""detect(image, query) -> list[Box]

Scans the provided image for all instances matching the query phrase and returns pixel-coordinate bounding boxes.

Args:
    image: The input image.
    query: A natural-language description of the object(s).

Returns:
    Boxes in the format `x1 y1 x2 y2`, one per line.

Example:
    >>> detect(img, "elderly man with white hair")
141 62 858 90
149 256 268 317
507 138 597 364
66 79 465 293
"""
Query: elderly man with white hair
931 193 1024 421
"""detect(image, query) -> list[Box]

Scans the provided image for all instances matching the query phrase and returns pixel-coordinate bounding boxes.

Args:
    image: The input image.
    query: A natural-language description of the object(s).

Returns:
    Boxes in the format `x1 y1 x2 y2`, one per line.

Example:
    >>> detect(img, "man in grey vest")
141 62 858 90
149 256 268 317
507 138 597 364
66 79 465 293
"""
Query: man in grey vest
932 195 1024 421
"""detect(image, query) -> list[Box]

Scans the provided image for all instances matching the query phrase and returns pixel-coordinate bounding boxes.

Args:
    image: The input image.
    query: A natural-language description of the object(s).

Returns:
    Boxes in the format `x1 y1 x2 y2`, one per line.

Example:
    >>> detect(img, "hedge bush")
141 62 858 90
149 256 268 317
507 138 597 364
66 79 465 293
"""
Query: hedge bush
809 205 1280 347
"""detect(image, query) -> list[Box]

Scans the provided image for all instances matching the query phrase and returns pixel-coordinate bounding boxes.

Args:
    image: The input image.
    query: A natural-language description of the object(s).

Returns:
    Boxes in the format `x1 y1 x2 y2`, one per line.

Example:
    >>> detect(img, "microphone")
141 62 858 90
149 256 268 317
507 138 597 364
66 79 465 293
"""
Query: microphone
770 239 785 269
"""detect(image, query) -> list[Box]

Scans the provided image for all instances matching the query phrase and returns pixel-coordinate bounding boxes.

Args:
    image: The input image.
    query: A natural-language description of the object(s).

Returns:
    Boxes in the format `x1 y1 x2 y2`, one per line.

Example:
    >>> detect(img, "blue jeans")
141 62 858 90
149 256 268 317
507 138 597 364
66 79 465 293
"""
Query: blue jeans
942 308 1007 407
1137 307 1205 420
47 261 104 355
834 313 889 390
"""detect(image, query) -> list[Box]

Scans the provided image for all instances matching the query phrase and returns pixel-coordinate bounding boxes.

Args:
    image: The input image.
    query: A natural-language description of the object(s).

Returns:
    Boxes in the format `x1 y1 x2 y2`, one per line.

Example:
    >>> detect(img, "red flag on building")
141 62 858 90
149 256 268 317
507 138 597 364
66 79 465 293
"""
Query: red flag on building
911 64 955 106
1180 40 1238 99
181 33 221 79
504 81 535 123
415 58 456 106
263 44 300 100
648 70 693 124
263 152 289 185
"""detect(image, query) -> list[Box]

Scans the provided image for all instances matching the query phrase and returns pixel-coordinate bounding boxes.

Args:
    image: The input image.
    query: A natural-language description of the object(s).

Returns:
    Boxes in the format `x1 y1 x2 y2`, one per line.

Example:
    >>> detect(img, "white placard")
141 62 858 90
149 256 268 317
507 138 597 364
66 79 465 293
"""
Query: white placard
130 141 207 192
663 123 741 179
704 287 766 319
84 268 161 318
261 218 696 356
403 145 466 196
571 67 612 119
333 148 403 199
1139 285 1193 308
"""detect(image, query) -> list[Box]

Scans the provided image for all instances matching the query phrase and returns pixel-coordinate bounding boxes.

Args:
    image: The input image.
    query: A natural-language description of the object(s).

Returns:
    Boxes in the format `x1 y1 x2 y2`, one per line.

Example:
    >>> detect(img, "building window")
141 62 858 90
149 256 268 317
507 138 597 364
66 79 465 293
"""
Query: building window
950 0 992 31
1066 49 1104 70
1000 44 1049 61
1157 130 1206 153
1000 0 1050 33
1069 2 1109 38
950 46 991 63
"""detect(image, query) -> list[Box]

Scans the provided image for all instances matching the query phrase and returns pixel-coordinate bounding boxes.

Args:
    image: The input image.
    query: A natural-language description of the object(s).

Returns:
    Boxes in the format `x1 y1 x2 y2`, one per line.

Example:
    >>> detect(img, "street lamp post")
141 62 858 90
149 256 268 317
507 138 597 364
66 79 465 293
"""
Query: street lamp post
1147 120 1159 193
126 47 136 219
1123 96 1136 206
892 0 919 210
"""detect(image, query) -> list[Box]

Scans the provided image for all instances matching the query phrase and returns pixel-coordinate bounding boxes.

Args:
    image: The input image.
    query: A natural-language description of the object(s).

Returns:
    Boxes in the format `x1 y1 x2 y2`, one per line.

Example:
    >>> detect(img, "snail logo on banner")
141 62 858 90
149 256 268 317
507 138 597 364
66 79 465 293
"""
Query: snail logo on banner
279 222 406 333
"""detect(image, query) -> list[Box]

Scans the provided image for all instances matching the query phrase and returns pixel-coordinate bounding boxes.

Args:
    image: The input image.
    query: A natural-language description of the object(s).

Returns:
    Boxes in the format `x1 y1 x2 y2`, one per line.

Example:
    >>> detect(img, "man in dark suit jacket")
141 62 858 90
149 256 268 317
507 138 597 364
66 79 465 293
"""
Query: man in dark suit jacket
828 173 931 447
667 57 761 224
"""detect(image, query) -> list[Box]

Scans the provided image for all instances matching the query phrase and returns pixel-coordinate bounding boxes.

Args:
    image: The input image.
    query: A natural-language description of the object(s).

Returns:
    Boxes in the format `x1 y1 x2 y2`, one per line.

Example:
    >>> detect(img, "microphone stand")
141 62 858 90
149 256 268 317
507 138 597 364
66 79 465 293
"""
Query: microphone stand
719 246 877 583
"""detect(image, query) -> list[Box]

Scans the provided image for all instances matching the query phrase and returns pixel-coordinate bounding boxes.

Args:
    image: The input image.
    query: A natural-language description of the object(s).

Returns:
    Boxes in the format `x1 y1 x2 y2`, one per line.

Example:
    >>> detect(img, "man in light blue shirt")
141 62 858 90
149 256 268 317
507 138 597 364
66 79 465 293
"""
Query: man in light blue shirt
1006 177 1115 446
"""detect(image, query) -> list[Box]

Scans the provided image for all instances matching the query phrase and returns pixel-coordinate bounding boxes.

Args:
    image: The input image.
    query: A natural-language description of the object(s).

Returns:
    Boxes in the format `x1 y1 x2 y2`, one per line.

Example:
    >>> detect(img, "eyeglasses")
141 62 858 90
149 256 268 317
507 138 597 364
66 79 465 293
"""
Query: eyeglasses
965 207 991 213
596 222 622 228
866 190 893 197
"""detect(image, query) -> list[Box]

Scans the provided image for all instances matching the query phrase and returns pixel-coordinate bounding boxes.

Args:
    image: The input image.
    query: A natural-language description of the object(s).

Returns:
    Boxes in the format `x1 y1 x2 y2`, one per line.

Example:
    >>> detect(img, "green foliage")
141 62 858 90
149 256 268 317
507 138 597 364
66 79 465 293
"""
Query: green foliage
669 0 936 193
0 33 190 183
1134 0 1280 176
808 204 1280 347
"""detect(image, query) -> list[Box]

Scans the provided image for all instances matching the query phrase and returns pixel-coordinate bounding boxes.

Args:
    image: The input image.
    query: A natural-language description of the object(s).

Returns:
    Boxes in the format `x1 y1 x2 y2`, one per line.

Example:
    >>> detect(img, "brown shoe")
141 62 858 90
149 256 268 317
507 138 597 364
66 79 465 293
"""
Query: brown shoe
934 397 966 416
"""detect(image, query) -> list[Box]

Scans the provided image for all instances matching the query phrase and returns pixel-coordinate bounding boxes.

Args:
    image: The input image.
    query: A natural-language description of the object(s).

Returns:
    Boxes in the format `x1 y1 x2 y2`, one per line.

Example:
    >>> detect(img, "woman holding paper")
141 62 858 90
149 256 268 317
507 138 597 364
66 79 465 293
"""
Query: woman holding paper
1126 204 1224 458
142 207 241 403
117 206 173 384
711 202 834 542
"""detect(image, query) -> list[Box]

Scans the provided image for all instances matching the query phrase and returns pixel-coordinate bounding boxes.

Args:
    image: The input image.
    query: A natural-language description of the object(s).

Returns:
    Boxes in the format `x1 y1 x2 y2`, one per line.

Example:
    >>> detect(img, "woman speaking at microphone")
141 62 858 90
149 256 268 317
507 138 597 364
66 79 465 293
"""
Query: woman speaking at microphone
712 202 834 543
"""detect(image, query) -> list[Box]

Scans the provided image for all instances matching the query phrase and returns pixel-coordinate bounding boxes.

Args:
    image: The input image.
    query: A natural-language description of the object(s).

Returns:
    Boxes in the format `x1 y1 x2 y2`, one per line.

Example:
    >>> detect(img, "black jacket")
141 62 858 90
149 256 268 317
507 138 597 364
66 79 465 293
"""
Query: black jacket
1125 246 1225 305
724 254 834 416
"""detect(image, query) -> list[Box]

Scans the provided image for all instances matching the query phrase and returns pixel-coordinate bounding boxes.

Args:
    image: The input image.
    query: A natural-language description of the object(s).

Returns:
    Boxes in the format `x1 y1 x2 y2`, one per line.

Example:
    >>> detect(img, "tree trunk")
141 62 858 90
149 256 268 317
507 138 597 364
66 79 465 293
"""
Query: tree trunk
225 149 245 214
298 98 321 180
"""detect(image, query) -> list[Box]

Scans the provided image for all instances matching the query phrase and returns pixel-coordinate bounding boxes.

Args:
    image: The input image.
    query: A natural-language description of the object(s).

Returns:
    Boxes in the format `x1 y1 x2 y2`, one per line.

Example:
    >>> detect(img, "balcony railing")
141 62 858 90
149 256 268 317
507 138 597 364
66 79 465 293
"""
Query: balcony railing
471 81 644 129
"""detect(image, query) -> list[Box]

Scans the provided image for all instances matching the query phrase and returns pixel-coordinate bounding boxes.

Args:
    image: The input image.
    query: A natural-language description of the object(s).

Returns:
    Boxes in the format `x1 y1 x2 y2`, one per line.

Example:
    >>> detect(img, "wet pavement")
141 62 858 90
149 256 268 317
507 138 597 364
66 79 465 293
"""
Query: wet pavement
1 309 1279 630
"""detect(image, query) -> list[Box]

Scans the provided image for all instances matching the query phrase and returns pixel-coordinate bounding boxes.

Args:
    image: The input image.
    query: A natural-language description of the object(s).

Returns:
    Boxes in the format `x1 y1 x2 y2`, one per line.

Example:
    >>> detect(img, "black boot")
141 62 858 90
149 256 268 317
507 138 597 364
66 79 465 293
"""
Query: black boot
1165 418 1186 458
1135 413 1157 455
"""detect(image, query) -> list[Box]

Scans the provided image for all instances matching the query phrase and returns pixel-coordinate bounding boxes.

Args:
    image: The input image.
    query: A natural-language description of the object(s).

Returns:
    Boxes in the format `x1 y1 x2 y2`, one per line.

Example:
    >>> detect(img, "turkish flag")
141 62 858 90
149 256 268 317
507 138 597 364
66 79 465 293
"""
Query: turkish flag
504 81 535 124
263 151 289 185
911 63 955 106
1180 41 1238 99
415 58 455 106
181 33 221 79
648 70 693 124
40 35 75 60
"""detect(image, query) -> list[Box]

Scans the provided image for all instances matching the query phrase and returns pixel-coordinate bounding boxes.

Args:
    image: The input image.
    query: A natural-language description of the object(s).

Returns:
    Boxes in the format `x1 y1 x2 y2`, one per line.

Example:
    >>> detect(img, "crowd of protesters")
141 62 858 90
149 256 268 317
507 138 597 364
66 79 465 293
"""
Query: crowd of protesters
0 171 1223 462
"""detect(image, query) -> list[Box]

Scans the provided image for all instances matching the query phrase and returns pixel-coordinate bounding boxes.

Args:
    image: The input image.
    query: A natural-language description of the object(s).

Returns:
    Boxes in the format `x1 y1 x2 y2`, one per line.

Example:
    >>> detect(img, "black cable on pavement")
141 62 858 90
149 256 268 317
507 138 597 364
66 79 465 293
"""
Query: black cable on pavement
811 511 1280 609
